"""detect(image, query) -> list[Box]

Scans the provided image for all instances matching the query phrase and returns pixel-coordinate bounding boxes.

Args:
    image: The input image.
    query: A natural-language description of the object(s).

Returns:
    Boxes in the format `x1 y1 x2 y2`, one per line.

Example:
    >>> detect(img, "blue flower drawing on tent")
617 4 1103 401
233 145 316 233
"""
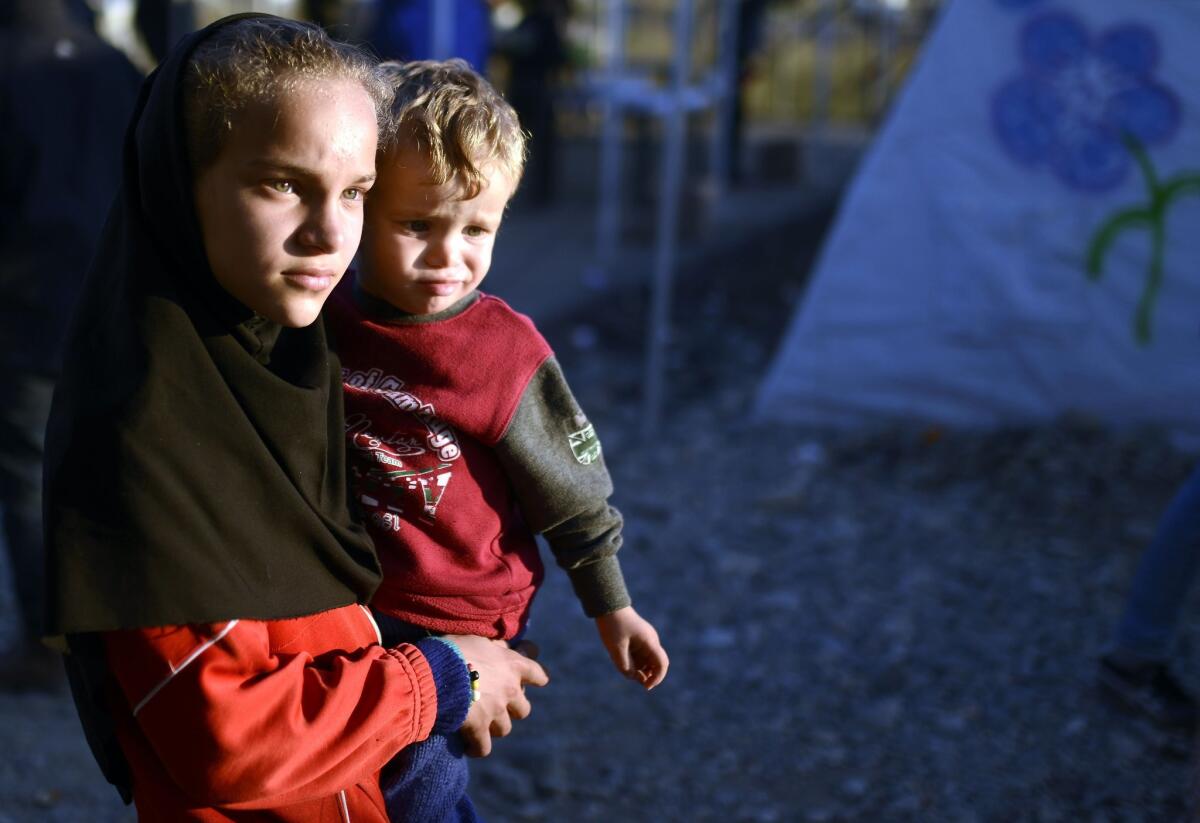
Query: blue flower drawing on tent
991 11 1200 343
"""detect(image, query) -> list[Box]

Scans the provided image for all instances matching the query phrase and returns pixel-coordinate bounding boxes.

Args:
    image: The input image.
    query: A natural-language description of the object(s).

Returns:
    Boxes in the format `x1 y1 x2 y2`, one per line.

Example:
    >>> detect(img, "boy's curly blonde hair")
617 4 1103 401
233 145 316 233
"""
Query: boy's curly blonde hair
380 59 526 199
183 17 392 172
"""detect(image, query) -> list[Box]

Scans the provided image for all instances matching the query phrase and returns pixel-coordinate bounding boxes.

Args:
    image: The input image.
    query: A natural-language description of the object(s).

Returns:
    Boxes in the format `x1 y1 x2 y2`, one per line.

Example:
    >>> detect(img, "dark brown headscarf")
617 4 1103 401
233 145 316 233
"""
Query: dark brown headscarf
43 13 382 637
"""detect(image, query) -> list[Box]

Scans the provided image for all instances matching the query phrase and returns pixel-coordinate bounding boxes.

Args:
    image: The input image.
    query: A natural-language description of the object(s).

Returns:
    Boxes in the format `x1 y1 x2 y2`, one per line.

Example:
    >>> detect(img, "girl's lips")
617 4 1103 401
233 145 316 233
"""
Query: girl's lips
282 270 336 292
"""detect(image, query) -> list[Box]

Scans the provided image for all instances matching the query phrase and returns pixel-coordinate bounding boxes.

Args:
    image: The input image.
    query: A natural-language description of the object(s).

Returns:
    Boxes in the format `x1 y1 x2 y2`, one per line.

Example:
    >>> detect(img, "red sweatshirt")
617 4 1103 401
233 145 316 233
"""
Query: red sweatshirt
102 604 439 821
327 288 552 639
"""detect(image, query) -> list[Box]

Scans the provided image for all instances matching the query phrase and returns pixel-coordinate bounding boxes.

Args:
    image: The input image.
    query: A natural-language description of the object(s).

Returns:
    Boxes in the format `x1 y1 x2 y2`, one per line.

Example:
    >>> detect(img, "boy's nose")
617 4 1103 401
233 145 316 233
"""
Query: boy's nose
423 234 460 269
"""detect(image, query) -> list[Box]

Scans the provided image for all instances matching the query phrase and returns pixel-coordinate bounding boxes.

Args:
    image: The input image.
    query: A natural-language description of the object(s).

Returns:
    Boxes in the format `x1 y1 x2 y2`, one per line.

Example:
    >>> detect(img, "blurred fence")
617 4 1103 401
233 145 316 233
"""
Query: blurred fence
95 0 944 138
561 0 943 134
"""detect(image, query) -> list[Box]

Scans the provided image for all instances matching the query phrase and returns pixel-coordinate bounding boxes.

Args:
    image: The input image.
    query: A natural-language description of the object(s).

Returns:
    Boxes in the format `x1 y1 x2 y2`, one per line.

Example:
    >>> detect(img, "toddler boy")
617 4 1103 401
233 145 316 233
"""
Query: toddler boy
325 59 668 821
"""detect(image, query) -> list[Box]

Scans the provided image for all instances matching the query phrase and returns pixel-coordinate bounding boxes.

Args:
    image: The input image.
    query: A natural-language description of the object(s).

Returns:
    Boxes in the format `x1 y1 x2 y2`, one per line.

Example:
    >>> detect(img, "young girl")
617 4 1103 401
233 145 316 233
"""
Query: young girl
42 15 546 821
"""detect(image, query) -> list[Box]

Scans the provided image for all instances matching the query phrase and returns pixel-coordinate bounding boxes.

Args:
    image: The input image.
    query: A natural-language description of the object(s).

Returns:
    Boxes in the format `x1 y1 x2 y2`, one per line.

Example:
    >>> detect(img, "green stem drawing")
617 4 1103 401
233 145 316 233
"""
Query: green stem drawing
1086 135 1200 345
1136 218 1165 342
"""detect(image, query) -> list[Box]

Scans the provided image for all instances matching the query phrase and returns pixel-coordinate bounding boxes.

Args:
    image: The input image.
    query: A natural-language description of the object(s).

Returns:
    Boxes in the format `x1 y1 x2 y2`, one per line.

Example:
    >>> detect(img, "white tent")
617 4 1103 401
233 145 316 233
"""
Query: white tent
755 0 1200 442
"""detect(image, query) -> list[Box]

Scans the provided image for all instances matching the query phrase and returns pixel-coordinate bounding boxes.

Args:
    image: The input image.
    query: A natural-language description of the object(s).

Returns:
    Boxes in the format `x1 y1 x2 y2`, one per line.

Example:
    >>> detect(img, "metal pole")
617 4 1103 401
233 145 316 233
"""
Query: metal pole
874 7 898 120
588 0 627 289
708 0 740 194
642 0 693 438
814 0 836 128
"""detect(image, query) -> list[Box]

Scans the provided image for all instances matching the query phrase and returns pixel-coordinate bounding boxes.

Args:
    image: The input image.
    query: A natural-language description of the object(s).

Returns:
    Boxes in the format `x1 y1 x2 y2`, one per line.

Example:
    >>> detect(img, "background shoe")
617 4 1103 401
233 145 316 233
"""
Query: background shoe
1097 655 1199 731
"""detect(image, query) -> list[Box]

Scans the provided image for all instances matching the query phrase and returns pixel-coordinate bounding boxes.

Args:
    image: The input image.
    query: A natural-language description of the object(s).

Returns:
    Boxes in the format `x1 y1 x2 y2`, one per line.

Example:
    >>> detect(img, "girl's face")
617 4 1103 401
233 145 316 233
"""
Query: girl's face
193 78 378 327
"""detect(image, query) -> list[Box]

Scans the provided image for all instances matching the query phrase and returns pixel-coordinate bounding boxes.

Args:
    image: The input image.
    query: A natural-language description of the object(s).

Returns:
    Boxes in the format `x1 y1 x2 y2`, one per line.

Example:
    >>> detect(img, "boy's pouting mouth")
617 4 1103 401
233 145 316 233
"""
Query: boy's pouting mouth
357 146 514 317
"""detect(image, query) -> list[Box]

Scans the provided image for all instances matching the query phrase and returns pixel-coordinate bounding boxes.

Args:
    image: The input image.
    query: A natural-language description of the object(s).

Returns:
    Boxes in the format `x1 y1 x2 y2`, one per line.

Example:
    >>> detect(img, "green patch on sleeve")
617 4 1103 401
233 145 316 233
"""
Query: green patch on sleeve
568 423 601 465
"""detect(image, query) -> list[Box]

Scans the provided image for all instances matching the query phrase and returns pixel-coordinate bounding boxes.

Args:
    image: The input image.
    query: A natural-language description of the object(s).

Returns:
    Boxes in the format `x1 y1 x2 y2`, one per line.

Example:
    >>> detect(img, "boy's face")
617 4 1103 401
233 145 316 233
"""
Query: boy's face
358 147 514 316
193 78 378 327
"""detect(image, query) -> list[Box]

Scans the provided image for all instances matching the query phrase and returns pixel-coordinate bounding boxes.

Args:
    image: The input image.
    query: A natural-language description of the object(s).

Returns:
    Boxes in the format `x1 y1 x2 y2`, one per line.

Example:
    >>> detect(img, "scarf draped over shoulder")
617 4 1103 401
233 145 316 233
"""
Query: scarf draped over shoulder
43 13 381 636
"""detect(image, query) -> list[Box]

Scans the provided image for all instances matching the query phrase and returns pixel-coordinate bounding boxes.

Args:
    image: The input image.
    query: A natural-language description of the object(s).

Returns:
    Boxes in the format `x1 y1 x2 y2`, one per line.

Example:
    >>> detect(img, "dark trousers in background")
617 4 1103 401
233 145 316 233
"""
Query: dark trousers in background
1113 463 1200 663
0 372 54 655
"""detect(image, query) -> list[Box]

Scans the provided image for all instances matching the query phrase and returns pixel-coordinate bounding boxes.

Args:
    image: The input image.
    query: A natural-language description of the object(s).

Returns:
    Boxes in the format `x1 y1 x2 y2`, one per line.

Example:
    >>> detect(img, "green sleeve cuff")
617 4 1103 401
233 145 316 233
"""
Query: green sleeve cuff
566 555 632 618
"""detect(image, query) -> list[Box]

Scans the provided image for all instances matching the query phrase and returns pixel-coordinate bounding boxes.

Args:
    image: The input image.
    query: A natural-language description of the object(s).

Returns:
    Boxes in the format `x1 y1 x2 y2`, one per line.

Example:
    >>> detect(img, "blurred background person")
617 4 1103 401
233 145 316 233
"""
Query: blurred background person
302 0 341 29
727 0 770 186
493 0 570 209
0 0 142 691
1098 465 1200 732
366 0 493 69
134 0 197 63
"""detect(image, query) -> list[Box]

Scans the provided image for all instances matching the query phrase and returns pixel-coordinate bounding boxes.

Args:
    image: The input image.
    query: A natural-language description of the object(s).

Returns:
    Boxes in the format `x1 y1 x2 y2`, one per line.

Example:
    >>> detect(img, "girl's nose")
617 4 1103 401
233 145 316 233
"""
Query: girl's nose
297 198 344 254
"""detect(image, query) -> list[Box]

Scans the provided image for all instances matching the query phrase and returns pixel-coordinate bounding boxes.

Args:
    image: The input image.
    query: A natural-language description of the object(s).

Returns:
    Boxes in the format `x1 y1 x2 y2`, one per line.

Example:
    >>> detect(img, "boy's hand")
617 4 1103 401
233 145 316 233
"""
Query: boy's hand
595 606 669 690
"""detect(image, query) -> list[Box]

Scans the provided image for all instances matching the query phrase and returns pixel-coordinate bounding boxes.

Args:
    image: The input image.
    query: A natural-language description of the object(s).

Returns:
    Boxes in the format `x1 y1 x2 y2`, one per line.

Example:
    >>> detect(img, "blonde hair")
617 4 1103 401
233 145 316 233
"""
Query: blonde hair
380 59 526 199
183 17 392 172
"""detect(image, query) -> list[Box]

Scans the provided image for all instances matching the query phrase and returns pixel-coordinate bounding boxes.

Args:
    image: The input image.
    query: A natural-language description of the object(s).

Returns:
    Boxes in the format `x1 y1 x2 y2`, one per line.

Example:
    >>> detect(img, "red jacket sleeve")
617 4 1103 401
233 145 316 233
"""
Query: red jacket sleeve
103 613 438 810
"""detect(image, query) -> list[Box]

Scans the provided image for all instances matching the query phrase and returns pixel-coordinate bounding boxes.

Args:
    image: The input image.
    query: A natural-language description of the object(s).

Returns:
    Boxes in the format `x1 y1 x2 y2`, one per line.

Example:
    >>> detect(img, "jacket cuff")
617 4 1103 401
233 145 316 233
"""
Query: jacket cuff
566 555 632 618
414 638 472 734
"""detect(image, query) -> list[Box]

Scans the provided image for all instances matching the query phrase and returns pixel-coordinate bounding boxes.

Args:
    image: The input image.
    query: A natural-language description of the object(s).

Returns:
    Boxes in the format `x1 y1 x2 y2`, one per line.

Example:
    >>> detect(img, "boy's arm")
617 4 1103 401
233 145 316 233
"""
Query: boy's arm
495 359 669 689
494 356 631 618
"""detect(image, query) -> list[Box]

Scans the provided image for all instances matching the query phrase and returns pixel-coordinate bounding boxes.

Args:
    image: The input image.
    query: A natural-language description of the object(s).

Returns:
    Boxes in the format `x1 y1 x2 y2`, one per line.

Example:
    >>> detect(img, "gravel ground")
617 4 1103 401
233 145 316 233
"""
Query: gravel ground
3 206 1199 821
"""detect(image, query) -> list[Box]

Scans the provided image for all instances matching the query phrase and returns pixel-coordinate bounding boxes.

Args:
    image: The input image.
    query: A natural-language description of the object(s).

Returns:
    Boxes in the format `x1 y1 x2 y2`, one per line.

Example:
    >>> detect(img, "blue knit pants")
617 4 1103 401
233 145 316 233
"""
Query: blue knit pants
382 731 480 823
373 612 482 822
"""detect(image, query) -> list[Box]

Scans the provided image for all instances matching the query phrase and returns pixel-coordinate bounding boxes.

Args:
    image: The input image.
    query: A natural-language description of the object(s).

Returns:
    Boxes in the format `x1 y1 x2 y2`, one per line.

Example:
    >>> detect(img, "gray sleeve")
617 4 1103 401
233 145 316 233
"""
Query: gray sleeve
495 357 631 618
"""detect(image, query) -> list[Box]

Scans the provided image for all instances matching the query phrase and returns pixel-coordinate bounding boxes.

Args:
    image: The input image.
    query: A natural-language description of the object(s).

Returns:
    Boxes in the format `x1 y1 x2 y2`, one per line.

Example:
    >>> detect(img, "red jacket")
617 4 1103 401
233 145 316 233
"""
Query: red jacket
103 604 438 821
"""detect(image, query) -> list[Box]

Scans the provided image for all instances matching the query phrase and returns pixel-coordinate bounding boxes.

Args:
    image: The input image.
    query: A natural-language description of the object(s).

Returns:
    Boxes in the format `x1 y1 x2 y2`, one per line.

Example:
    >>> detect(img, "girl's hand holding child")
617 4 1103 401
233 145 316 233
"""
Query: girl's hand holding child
595 606 670 690
449 634 550 758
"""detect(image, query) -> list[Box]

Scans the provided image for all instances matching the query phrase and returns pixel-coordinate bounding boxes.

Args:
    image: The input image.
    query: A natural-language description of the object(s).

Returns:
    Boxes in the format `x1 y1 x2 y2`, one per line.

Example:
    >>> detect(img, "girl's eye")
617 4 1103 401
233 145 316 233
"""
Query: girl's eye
464 226 485 238
343 187 365 202
404 220 431 232
269 180 294 194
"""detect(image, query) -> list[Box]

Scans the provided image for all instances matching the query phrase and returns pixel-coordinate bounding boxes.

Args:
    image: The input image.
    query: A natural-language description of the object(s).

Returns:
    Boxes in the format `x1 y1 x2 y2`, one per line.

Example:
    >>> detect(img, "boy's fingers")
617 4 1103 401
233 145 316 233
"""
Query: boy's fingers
645 666 666 689
610 642 633 674
637 646 669 689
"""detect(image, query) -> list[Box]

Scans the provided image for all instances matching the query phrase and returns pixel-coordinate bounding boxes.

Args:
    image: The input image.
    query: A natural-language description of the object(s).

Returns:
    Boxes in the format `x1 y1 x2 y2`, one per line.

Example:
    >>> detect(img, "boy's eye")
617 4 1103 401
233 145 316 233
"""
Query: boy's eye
404 220 431 232
343 187 365 202
464 226 485 238
269 180 294 194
